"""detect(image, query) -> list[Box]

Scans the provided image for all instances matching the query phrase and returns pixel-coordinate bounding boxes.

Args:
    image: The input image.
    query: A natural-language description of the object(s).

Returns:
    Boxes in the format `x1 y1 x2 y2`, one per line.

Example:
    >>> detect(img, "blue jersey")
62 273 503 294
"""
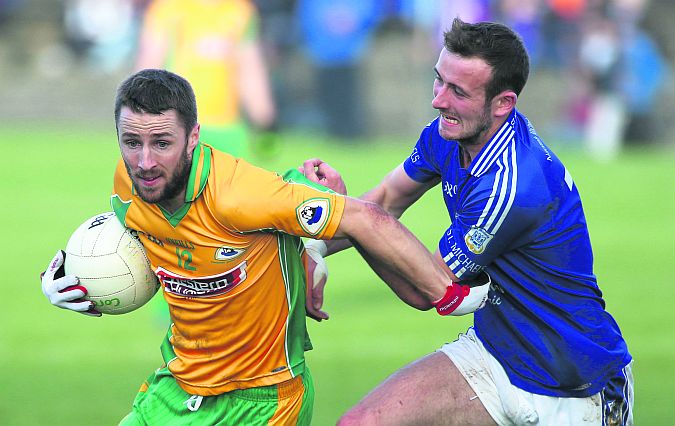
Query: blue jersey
403 110 631 398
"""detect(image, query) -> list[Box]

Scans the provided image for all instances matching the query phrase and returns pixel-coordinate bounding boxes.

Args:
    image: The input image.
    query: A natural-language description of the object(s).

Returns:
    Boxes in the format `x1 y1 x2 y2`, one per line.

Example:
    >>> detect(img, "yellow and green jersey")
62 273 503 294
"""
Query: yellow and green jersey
143 0 258 127
111 143 345 396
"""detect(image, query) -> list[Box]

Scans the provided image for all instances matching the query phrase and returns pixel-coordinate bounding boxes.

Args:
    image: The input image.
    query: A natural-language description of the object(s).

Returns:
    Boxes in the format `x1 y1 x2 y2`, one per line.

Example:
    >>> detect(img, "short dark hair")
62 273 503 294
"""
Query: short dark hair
443 18 529 100
114 69 198 133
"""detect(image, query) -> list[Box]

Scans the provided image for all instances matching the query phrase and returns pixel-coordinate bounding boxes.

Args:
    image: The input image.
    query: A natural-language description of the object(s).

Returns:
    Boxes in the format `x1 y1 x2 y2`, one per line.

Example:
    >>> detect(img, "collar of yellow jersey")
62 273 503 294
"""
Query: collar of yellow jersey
185 142 211 202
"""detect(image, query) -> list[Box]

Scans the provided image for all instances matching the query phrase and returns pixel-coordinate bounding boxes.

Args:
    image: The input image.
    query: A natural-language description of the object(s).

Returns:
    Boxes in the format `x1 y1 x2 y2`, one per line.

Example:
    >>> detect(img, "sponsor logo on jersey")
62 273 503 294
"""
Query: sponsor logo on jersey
156 261 247 297
296 198 330 236
443 181 457 198
444 240 484 277
214 246 245 261
143 232 165 247
410 147 420 163
464 226 493 254
167 238 195 250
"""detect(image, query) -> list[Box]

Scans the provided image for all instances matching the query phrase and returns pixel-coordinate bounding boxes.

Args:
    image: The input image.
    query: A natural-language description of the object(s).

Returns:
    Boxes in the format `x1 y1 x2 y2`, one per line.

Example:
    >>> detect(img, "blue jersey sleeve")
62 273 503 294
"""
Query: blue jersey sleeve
403 119 443 183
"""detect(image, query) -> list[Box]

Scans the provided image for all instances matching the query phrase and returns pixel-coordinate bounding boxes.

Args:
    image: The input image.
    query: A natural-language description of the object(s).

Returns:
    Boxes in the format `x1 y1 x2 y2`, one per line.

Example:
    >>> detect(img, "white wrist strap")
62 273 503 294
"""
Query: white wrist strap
304 239 328 257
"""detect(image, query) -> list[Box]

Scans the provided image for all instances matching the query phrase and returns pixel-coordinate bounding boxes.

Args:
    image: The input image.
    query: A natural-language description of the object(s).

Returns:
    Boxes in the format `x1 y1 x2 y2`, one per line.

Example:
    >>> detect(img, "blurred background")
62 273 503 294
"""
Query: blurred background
2 0 675 425
1 0 674 153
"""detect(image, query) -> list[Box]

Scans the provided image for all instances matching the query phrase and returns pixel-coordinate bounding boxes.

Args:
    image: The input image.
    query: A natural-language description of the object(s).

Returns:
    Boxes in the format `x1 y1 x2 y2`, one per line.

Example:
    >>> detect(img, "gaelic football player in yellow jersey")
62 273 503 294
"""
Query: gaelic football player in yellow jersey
40 69 455 425
135 0 276 158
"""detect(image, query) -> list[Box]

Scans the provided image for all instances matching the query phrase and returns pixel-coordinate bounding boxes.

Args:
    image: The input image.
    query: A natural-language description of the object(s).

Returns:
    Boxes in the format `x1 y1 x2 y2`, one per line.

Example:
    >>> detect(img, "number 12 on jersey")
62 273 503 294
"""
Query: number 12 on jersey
176 248 197 271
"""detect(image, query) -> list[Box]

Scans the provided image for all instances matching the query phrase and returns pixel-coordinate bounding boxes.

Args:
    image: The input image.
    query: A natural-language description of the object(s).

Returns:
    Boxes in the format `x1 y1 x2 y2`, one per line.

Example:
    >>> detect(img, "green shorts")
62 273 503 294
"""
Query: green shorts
119 366 314 426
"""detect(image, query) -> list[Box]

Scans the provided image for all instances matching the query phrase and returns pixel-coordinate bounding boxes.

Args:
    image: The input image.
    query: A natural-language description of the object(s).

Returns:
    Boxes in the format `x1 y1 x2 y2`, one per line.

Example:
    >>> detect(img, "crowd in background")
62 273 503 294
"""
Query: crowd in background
0 0 671 158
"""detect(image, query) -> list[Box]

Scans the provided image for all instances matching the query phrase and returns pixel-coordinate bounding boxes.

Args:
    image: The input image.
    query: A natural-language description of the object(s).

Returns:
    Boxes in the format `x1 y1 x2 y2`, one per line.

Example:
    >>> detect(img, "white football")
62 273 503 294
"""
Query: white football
64 212 159 315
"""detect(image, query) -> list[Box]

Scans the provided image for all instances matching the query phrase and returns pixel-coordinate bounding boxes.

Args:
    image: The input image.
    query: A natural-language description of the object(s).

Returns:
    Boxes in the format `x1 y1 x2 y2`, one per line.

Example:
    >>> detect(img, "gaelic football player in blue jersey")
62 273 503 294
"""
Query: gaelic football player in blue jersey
302 18 633 426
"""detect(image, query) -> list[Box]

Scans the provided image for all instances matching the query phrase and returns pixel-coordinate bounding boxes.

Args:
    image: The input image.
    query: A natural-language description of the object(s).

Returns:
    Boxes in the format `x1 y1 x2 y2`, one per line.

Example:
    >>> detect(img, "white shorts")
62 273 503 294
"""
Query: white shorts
438 327 634 426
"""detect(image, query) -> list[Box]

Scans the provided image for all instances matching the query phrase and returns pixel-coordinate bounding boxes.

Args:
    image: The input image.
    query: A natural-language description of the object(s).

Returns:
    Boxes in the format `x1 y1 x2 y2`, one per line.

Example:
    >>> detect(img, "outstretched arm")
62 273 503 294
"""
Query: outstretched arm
301 159 487 316
300 160 437 253
334 197 451 305
350 239 433 309
360 164 438 219
300 159 435 219
301 159 444 310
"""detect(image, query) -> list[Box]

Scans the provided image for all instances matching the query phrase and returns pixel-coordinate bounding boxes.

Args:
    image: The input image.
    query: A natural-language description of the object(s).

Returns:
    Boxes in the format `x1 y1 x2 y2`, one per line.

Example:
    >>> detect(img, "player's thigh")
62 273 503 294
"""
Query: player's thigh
441 328 634 426
338 352 495 426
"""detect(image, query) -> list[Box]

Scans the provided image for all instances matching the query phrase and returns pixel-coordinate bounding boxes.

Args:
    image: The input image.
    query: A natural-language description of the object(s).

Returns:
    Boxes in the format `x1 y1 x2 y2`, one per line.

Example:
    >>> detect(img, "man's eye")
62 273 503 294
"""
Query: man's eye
157 141 169 149
125 140 140 148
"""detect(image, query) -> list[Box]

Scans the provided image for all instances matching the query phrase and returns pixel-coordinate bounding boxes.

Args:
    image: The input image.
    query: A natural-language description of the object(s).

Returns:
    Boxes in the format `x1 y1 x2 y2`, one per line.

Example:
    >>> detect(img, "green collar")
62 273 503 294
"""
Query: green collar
185 142 212 202
111 143 212 228
160 142 212 226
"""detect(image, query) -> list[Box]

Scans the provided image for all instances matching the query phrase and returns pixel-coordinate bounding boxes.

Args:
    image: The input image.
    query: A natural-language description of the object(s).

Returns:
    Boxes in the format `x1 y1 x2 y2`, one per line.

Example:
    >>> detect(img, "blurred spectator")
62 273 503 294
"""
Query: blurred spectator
497 0 543 68
62 0 139 73
296 0 381 140
135 0 276 158
0 0 21 30
573 0 669 160
577 5 624 160
252 0 298 136
613 0 669 144
539 0 587 69
437 0 491 36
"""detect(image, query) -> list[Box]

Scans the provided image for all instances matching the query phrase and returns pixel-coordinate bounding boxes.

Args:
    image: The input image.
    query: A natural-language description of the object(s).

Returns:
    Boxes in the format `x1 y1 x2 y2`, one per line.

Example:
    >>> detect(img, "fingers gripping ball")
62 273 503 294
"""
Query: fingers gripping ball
64 212 159 315
41 250 100 316
433 271 491 316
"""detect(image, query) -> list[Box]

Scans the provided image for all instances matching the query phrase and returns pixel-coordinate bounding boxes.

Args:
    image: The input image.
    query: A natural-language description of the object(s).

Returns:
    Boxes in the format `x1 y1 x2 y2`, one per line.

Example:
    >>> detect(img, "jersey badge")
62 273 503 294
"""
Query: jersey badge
464 226 493 255
297 198 330 236
214 246 245 262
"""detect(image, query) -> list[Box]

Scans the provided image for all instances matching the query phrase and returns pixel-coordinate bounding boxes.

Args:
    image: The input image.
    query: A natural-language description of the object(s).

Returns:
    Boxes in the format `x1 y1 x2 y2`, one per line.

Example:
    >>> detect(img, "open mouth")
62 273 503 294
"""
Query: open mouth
441 113 459 125
137 174 162 187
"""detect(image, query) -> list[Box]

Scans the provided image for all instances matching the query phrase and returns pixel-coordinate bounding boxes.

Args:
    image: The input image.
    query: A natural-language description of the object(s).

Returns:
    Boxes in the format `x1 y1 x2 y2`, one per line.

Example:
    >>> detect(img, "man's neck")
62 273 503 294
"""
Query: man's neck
158 192 186 215
459 116 509 168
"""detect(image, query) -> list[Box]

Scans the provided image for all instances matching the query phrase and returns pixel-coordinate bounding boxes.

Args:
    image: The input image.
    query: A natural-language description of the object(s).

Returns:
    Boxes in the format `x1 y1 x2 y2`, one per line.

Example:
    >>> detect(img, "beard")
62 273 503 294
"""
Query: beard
125 144 192 206
454 103 494 147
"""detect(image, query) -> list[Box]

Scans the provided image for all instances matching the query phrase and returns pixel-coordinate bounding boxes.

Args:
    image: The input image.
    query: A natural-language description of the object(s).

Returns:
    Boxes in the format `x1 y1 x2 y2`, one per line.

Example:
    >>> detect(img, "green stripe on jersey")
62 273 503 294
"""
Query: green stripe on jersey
111 195 131 225
277 233 312 377
160 325 178 367
281 169 336 193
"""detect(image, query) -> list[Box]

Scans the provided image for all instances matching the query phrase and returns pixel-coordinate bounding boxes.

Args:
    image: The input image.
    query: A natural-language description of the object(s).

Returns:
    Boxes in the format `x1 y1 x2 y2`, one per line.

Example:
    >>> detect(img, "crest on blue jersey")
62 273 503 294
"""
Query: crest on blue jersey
214 246 245 262
464 226 493 254
297 198 330 236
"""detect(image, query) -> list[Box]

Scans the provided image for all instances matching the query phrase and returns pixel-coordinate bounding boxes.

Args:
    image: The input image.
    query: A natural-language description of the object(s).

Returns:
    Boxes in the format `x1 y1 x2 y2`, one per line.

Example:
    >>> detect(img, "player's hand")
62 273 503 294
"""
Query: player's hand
432 271 491 316
304 239 329 321
299 158 347 195
41 250 102 317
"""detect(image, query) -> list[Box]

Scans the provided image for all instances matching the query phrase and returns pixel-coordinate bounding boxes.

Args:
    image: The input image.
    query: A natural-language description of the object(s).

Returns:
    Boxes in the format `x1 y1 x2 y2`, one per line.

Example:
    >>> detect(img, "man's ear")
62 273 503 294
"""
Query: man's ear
493 91 517 118
188 123 200 152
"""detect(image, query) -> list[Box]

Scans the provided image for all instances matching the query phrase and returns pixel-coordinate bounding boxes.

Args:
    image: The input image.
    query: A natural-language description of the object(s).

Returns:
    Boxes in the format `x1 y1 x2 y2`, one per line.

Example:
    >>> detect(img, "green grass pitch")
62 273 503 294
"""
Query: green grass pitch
2 125 673 425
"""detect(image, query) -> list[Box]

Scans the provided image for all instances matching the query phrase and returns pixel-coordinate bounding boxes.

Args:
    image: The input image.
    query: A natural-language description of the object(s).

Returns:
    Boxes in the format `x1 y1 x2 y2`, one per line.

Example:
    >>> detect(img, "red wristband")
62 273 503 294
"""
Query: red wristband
432 284 471 316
